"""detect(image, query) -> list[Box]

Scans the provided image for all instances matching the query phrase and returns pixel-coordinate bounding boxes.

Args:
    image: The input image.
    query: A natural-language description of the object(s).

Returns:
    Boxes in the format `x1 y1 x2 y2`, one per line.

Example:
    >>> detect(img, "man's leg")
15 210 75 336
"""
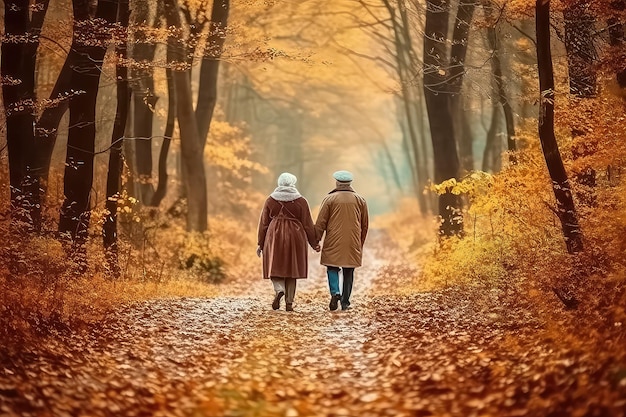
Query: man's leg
327 267 342 310
271 277 285 310
341 268 355 310
327 267 341 295
285 278 297 311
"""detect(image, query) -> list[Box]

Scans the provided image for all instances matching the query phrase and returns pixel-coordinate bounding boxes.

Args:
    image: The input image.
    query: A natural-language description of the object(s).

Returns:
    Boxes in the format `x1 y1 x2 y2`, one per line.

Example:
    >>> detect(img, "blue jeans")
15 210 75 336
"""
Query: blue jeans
327 266 354 309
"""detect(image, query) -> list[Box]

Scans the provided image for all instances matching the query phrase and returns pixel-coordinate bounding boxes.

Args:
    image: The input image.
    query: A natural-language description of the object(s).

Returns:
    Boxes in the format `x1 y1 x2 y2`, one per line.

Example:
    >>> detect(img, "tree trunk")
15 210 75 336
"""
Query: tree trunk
563 2 598 206
383 0 429 213
483 0 516 157
59 0 118 266
482 102 502 172
423 0 463 236
164 0 208 232
449 0 475 176
564 3 596 98
151 68 176 207
608 0 626 88
455 97 474 174
32 53 75 209
196 0 230 146
103 0 130 278
535 0 583 254
2 0 49 229
131 1 158 205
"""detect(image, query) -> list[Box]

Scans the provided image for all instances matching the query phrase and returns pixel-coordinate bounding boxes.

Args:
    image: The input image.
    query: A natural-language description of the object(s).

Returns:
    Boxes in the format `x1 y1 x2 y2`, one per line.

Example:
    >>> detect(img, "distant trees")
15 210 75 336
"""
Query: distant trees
3 0 624 270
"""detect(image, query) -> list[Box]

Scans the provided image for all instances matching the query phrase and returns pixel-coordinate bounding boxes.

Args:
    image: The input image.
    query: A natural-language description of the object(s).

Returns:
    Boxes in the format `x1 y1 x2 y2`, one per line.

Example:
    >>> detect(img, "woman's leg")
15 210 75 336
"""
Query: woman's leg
271 277 286 294
271 278 285 310
284 278 297 310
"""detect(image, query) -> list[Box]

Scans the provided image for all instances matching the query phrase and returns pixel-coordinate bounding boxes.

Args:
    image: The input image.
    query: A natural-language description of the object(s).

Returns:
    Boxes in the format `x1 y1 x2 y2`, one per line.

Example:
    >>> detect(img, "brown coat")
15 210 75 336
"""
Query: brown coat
257 197 317 279
315 185 368 268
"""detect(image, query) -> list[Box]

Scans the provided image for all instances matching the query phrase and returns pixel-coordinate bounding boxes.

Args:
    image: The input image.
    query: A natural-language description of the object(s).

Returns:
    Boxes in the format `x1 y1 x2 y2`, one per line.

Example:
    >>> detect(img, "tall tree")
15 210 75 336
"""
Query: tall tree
131 0 159 205
563 1 598 206
103 0 131 277
164 0 208 232
386 0 431 213
535 0 583 254
422 0 466 236
608 0 626 88
58 0 119 266
448 0 476 175
482 0 516 158
2 0 50 229
196 0 230 146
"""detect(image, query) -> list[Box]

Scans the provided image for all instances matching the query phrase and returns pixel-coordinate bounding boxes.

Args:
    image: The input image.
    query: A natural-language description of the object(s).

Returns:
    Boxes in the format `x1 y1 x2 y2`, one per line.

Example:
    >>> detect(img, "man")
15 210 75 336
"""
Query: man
315 170 368 311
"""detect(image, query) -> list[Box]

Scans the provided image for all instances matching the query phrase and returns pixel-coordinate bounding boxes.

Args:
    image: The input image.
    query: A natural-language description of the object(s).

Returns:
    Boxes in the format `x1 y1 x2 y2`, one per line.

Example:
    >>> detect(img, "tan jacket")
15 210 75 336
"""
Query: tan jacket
315 185 368 268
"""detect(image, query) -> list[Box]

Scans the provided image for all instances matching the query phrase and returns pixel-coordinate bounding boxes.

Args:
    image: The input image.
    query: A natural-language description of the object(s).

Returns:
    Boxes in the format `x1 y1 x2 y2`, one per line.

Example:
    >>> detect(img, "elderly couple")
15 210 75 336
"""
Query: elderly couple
257 170 369 312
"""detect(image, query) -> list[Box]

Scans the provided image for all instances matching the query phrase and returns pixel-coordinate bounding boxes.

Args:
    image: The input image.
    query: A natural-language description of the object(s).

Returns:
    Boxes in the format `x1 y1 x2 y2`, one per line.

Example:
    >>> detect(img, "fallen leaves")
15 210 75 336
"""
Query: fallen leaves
0 231 624 416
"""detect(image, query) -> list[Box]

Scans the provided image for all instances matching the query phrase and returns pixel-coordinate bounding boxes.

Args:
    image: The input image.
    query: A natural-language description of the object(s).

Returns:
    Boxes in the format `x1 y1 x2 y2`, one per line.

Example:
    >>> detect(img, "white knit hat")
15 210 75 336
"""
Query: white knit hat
277 172 297 187
333 170 353 182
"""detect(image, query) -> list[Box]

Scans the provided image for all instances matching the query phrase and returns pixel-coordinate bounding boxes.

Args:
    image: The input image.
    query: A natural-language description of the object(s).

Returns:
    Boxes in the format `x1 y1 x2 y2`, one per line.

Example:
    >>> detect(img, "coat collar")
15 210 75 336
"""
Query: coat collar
270 186 302 201
329 183 355 194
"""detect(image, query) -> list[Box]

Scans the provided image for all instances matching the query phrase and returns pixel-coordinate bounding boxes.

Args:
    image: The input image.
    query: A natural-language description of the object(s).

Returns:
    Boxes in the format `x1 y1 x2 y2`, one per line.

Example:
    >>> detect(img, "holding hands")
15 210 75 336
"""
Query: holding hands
256 246 262 258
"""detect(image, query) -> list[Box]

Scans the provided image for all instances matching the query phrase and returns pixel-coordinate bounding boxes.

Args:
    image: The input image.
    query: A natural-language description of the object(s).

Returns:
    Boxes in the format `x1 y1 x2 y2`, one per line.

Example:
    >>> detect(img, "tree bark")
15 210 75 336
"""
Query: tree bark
151 67 176 207
454 97 475 174
563 2 598 206
131 0 158 205
195 0 230 146
449 0 475 176
103 0 131 278
564 2 596 98
483 0 516 157
32 53 74 201
164 0 208 232
535 0 583 254
608 0 626 88
59 0 118 265
423 0 463 236
382 0 430 213
482 102 502 172
2 0 49 229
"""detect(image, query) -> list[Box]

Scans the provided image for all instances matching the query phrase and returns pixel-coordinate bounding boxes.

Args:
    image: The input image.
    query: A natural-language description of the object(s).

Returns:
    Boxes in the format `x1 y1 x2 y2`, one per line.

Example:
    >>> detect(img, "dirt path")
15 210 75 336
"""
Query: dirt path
1 230 625 416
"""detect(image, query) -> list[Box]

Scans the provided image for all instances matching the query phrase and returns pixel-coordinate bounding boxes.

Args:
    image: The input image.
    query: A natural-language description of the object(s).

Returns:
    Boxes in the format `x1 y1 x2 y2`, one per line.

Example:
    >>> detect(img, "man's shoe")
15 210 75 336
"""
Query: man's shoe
341 305 352 311
286 303 294 312
272 291 284 310
329 294 341 311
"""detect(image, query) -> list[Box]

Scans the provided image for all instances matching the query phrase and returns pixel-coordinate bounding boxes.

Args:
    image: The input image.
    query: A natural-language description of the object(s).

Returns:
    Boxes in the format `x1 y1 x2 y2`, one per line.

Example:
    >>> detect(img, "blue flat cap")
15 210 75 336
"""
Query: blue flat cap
333 170 353 182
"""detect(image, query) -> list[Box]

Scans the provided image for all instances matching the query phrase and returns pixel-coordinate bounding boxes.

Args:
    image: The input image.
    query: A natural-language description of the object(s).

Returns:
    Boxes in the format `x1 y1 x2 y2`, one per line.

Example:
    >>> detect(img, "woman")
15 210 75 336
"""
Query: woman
257 172 319 311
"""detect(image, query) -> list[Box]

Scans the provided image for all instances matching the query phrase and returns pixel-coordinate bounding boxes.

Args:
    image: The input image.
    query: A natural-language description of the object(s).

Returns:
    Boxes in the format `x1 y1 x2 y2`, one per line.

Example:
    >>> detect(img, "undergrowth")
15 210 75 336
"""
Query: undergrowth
384 89 626 337
0 188 264 345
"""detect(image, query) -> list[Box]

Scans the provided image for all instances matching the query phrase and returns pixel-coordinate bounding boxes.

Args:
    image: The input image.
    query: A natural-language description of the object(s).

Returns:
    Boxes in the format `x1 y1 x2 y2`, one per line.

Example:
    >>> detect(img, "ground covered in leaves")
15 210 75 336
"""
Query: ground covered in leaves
1 231 625 416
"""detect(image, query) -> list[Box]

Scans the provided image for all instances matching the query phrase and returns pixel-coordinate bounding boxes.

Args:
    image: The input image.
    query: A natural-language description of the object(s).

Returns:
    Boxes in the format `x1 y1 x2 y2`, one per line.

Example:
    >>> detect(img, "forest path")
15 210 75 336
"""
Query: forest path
2 230 625 416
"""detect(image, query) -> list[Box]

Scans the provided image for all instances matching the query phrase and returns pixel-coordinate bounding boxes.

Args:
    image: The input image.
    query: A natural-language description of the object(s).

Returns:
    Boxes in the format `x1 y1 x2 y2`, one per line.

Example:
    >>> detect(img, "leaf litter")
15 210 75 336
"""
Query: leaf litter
1 230 625 416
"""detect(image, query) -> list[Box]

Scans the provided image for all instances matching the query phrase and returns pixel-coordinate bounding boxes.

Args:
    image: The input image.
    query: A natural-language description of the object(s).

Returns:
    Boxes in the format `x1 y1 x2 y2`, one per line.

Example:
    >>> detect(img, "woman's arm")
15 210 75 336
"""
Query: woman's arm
257 199 271 248
300 198 318 248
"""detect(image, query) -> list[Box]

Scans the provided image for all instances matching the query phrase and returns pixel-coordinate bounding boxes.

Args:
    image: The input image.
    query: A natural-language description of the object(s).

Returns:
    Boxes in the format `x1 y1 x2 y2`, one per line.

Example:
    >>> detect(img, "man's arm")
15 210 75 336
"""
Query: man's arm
360 198 369 247
315 197 331 242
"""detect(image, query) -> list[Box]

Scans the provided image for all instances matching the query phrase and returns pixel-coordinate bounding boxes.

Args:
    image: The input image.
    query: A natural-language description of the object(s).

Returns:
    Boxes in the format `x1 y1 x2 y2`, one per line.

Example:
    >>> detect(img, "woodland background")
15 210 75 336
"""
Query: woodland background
0 0 626 413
